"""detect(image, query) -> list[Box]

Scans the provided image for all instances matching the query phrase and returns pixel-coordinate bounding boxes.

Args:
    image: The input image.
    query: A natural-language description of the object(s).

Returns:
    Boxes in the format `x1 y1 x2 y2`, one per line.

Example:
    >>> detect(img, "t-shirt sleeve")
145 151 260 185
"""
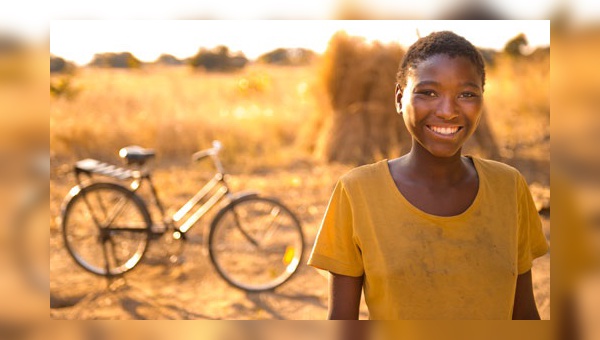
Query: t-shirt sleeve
307 179 364 277
516 173 549 274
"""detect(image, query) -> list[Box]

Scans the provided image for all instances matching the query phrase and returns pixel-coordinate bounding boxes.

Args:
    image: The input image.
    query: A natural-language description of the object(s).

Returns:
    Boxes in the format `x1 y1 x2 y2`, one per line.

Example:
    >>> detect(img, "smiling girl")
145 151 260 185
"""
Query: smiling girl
307 31 548 320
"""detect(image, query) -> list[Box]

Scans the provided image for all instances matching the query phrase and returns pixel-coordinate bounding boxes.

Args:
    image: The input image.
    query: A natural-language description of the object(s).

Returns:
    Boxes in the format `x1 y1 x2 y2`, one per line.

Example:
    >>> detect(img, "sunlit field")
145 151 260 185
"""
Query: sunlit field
51 63 321 171
50 47 550 319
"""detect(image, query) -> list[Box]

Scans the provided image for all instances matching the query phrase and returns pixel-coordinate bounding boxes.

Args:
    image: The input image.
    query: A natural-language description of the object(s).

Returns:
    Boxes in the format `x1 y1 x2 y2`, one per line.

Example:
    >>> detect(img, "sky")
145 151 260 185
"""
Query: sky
50 20 550 66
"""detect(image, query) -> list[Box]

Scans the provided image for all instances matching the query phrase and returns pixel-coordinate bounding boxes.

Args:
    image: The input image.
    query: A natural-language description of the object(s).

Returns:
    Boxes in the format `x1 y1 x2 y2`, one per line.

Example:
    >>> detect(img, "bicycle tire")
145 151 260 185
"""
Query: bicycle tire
208 195 304 292
61 182 152 276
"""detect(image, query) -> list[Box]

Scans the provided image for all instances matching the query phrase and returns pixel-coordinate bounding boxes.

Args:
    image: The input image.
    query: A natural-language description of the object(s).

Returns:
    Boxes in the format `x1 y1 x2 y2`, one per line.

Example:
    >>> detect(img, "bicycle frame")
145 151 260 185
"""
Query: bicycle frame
62 142 303 290
128 171 230 237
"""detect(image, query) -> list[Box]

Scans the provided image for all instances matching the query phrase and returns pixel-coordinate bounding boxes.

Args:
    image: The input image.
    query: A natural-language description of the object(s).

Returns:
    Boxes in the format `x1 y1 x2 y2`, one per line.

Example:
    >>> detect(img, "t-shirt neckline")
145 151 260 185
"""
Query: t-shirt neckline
381 155 483 220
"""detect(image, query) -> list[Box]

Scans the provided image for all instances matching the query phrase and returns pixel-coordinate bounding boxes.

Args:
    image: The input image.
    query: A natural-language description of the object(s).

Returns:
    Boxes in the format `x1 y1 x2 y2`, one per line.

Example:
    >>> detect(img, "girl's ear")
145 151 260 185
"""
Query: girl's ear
395 83 403 114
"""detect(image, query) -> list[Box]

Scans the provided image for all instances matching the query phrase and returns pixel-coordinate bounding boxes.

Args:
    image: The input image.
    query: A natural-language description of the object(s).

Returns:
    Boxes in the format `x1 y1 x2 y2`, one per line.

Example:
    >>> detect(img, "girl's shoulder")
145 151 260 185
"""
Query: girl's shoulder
471 157 532 197
338 159 389 188
471 156 521 180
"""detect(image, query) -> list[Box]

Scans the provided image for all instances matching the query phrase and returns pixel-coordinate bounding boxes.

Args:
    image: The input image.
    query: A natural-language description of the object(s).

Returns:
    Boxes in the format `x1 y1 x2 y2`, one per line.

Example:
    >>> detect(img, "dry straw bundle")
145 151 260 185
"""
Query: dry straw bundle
307 31 410 165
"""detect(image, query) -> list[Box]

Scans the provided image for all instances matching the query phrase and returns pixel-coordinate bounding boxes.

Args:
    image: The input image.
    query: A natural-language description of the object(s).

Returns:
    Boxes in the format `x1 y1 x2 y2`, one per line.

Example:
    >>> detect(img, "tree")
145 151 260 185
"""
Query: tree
50 55 76 74
504 33 528 57
189 46 248 72
257 48 316 65
154 54 184 66
257 48 289 64
89 52 142 68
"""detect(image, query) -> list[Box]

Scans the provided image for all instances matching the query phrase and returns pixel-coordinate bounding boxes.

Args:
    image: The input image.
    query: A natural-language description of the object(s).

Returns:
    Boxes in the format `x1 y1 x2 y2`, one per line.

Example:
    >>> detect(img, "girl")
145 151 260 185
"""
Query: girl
308 31 548 320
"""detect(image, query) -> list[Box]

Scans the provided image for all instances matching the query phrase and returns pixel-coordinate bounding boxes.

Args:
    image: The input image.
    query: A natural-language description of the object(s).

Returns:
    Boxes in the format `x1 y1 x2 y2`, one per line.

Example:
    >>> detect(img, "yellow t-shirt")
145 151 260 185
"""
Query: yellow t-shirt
308 157 549 320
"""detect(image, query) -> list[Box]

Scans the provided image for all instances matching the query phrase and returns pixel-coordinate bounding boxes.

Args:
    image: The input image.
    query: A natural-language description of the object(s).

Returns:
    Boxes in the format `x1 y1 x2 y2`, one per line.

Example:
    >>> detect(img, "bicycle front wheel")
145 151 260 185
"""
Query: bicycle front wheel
61 182 151 276
208 196 304 292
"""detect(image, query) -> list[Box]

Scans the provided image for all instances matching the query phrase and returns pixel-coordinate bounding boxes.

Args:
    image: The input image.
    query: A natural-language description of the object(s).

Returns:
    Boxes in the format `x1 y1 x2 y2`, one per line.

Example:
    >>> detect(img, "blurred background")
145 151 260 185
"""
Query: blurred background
0 0 599 338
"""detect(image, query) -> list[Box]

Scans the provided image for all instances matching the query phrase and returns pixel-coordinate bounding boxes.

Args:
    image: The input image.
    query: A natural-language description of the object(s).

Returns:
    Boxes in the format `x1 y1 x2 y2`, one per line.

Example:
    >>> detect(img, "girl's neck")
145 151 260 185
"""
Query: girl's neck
400 144 471 187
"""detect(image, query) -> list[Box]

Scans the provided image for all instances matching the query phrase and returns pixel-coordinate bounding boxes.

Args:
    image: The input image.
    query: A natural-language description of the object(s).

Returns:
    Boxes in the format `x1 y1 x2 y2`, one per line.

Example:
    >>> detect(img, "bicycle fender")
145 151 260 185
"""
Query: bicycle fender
226 190 259 202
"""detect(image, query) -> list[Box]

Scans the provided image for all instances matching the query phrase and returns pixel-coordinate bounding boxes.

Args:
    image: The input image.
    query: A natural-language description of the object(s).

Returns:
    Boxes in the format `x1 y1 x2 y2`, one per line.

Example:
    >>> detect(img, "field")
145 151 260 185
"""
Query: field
49 55 550 319
50 64 319 171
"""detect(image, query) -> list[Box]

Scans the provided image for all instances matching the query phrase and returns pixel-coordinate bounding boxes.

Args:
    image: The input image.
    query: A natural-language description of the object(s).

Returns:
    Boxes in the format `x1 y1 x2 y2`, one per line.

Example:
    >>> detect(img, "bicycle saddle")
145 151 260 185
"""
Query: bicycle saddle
118 146 156 165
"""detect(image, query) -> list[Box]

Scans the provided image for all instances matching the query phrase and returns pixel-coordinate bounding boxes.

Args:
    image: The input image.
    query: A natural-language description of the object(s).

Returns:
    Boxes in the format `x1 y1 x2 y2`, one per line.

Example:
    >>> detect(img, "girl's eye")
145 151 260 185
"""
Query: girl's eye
417 90 436 97
459 92 479 98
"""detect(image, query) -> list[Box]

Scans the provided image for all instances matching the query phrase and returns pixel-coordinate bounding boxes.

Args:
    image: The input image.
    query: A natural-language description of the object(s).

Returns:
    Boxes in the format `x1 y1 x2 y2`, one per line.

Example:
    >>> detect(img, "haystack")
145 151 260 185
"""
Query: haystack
306 31 409 165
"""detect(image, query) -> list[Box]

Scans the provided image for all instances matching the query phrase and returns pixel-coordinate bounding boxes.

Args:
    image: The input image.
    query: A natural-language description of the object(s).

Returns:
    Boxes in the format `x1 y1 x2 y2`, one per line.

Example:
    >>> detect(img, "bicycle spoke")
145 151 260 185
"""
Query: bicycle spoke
106 224 149 233
256 205 281 247
231 207 260 247
101 194 130 228
80 189 104 229
101 238 112 276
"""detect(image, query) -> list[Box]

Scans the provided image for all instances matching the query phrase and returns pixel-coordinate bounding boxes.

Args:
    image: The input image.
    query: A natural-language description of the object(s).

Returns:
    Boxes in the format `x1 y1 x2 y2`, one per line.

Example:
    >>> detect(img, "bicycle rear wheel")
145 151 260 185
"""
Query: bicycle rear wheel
208 195 304 292
61 182 151 276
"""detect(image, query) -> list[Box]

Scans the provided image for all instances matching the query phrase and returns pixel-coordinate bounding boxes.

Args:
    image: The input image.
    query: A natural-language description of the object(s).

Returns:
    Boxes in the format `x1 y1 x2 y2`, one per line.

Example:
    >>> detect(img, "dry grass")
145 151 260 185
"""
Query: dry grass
484 53 550 156
50 64 320 172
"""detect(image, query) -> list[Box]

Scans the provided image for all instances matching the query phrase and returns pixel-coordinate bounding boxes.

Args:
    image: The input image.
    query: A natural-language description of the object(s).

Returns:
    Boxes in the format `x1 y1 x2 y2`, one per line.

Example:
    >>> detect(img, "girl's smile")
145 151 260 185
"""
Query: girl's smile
426 125 463 138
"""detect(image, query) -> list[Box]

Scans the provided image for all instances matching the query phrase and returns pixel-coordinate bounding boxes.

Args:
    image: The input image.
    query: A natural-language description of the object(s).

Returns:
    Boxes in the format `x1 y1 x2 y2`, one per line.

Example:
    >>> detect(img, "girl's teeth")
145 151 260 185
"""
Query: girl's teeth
431 126 458 135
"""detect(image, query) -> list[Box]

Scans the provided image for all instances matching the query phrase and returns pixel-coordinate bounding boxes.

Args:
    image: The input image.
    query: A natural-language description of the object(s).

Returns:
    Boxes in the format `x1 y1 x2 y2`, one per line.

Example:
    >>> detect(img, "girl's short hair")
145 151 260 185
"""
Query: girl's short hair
396 31 486 91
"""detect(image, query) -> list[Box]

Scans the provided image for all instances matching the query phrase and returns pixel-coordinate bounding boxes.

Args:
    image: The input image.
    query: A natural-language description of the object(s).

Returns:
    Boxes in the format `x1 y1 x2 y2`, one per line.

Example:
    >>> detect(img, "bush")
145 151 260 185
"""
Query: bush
257 48 316 65
50 55 76 74
188 46 248 72
154 54 184 66
504 33 528 57
89 52 142 68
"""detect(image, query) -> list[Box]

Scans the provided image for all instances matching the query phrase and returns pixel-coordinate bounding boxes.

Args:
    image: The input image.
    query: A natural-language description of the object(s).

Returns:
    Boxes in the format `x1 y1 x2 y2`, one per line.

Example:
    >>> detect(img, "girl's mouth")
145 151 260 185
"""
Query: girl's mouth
426 125 463 136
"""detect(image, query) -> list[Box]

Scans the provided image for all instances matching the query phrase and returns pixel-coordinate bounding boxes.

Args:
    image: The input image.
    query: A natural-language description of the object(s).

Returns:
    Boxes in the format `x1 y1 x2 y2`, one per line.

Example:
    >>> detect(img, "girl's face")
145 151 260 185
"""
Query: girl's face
396 54 483 158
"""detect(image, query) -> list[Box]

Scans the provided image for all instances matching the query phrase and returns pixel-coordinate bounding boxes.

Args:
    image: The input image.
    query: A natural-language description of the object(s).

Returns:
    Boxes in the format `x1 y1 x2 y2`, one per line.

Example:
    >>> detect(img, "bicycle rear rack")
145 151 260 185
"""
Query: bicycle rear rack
74 159 139 181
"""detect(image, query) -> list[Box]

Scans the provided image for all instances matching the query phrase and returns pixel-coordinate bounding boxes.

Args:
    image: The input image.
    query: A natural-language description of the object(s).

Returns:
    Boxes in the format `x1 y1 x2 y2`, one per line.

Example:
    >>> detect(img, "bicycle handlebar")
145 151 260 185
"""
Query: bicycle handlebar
192 140 225 174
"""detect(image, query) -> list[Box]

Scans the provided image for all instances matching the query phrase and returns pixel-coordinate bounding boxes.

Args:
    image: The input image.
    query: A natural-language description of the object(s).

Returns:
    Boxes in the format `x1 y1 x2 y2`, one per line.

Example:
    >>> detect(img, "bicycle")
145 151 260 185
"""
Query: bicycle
60 141 304 292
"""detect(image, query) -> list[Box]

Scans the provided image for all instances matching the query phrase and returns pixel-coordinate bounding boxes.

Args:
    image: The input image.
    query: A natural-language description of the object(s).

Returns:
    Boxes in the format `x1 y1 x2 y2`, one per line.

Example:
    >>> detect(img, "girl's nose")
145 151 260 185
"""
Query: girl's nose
435 96 459 120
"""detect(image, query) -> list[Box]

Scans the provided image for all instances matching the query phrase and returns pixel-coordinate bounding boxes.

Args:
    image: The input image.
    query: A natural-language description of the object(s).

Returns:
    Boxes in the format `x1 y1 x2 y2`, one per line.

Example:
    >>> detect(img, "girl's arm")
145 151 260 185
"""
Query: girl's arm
512 270 541 320
328 272 364 320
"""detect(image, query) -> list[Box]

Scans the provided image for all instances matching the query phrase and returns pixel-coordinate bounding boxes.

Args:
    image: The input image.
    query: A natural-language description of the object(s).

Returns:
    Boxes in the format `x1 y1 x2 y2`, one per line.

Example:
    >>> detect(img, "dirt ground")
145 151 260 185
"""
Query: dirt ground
49 159 550 320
